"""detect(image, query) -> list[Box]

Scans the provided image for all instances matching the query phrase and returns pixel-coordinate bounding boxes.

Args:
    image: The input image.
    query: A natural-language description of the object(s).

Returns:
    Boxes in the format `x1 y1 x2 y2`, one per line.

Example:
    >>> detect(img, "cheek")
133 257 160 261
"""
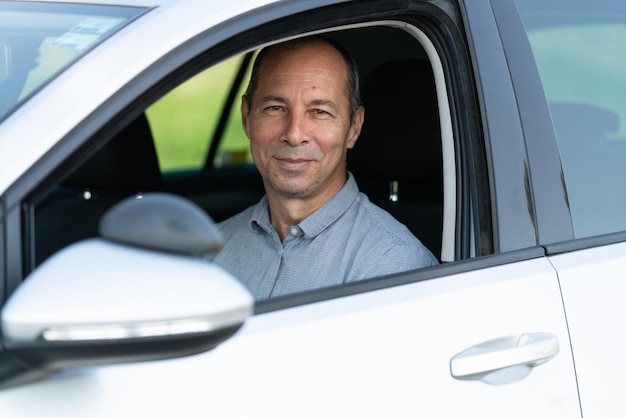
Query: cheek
249 117 283 144
248 120 277 163
248 140 268 168
317 124 353 154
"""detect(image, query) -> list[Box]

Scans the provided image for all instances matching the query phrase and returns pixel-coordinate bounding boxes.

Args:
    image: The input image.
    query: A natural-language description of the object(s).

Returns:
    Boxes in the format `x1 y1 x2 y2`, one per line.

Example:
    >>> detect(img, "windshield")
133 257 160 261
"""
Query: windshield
0 2 146 122
514 0 626 237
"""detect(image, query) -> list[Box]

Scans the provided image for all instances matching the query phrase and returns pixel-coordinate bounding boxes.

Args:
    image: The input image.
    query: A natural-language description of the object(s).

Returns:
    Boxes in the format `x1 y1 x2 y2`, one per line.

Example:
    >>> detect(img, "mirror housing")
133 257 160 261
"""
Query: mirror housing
0 193 252 388
99 192 224 256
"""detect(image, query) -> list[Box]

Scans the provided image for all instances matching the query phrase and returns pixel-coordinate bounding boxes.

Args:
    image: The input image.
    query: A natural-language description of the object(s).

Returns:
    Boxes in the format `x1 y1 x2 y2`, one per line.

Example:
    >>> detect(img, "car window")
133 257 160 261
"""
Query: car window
146 54 253 172
515 0 626 237
0 2 145 122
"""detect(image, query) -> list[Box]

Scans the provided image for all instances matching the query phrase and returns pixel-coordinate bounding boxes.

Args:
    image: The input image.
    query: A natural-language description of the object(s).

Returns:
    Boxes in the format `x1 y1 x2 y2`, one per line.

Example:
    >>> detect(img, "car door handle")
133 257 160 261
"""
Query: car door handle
450 333 559 384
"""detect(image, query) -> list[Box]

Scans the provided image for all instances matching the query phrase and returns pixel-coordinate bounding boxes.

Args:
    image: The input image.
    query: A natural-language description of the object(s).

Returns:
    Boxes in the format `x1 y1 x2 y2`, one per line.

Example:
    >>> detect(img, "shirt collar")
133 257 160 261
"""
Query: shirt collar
249 171 360 238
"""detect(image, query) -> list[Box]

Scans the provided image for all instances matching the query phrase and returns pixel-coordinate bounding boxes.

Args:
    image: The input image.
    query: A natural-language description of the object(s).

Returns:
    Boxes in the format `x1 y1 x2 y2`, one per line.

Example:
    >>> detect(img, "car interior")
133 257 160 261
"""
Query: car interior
31 24 448 273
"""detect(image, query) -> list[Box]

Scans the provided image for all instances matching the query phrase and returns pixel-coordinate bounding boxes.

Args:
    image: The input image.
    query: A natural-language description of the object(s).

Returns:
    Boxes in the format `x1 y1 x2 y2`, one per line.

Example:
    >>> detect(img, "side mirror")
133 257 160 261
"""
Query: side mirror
0 193 253 388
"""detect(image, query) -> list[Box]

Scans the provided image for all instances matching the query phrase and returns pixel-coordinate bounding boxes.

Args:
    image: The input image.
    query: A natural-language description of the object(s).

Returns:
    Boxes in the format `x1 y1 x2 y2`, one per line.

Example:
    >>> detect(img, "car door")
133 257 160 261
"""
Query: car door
0 0 582 416
1 255 579 417
549 243 626 417
505 0 626 415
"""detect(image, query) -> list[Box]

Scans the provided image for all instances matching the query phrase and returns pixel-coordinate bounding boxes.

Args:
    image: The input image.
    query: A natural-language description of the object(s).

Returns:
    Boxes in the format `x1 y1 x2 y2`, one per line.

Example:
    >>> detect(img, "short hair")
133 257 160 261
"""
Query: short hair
244 35 362 120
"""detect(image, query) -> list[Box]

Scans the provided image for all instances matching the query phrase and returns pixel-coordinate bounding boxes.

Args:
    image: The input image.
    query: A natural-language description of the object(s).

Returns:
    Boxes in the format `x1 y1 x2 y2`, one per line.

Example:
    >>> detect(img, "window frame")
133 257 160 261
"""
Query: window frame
489 0 574 246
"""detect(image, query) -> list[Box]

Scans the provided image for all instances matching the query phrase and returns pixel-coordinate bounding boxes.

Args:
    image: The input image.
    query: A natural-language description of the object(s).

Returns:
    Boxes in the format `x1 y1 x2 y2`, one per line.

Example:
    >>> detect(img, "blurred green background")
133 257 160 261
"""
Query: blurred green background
146 54 253 172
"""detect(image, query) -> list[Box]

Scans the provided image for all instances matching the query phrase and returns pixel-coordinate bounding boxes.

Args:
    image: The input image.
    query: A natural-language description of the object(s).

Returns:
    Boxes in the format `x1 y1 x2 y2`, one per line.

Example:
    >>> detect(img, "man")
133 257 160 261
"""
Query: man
212 36 437 300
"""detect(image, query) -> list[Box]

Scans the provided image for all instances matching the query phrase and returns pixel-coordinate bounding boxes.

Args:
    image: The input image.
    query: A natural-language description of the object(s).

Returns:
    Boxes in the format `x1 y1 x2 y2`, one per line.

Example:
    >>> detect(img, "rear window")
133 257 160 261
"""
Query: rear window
0 2 145 122
515 0 626 237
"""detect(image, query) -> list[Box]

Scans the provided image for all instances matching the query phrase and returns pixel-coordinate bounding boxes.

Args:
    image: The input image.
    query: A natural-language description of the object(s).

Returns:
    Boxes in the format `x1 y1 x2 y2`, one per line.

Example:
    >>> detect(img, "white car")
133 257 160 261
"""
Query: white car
1 0 625 416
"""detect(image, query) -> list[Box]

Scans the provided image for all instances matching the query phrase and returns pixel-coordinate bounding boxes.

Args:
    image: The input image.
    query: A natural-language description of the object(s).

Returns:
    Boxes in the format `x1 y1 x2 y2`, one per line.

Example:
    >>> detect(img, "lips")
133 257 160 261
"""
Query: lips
275 157 313 170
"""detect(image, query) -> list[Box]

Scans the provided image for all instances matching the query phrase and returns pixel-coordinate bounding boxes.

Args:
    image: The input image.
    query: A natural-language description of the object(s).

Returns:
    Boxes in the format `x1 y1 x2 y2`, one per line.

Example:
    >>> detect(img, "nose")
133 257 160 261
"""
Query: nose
282 112 309 146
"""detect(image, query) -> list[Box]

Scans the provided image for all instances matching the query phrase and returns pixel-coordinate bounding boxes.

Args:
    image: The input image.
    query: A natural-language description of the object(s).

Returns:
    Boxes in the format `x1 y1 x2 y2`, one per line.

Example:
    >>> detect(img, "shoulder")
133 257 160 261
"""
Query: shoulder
349 193 438 265
353 193 417 244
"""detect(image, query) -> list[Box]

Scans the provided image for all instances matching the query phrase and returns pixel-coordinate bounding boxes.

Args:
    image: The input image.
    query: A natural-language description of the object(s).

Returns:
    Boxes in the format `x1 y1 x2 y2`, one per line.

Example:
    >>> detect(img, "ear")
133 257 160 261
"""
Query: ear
241 95 252 139
346 105 364 149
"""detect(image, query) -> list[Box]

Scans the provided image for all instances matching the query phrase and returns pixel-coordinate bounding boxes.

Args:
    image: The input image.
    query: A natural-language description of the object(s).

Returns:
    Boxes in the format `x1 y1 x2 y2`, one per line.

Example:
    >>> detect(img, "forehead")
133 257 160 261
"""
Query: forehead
256 41 349 94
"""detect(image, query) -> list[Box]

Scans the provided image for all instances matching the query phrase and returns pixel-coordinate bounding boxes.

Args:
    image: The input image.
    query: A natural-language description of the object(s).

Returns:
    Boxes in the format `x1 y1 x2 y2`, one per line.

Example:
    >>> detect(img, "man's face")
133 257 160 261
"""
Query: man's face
241 40 364 203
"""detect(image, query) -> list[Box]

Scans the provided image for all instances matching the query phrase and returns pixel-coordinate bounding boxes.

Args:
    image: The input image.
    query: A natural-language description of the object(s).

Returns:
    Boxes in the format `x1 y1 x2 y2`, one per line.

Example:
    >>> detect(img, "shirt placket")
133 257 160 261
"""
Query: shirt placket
269 226 302 298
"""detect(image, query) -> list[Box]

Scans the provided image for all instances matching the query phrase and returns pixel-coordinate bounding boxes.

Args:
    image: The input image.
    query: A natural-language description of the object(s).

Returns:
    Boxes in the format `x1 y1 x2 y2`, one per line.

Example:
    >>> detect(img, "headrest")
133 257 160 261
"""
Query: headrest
63 114 162 191
349 59 441 185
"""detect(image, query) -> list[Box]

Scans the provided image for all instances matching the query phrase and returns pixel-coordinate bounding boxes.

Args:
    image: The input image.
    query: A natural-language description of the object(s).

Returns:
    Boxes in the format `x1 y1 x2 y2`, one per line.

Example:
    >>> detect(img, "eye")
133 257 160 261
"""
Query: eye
310 109 332 118
263 105 284 114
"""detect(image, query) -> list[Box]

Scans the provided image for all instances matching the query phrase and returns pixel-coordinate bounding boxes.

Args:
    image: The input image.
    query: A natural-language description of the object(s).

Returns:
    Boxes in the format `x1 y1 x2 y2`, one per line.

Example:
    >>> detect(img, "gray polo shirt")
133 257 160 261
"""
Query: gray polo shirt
211 173 437 300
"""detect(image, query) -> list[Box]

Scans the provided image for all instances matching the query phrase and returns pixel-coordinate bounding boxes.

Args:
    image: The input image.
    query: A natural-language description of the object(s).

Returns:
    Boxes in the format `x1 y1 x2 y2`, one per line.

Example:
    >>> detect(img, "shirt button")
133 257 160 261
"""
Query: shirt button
290 226 299 236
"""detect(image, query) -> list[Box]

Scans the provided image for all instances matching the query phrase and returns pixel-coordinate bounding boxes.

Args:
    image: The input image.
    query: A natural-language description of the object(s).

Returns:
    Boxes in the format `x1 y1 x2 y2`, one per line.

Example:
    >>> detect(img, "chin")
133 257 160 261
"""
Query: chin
270 179 319 197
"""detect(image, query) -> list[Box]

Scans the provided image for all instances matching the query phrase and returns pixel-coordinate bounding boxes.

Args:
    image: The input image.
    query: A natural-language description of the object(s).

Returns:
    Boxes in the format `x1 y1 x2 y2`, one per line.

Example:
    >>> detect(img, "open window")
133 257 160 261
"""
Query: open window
23 5 488 302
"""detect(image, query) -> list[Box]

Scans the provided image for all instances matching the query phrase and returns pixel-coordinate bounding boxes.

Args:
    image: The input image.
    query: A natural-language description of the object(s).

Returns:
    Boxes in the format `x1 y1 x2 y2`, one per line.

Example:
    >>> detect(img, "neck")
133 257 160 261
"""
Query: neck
266 173 347 241
267 198 315 241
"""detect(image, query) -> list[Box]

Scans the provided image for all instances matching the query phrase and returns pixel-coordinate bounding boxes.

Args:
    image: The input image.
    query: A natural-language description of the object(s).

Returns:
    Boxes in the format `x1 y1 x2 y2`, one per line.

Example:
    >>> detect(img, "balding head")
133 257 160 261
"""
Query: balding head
244 36 362 120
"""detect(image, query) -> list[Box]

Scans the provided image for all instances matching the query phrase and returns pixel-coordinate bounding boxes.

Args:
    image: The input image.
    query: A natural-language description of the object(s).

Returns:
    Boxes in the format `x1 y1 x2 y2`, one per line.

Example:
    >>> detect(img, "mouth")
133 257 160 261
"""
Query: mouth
274 157 313 171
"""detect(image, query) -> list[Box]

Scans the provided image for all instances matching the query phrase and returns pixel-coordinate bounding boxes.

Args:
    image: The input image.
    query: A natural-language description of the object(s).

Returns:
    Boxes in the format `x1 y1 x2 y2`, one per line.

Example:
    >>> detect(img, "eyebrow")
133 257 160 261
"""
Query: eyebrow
259 95 288 105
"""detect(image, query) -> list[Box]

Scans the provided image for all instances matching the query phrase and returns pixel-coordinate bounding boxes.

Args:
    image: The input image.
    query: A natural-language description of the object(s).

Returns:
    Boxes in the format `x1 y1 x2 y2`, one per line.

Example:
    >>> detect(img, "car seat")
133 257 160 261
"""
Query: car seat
348 59 443 260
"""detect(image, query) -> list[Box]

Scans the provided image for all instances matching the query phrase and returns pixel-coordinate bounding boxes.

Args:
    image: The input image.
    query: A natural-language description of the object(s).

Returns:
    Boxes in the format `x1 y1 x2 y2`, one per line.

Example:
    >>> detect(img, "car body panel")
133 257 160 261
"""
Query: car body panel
550 242 626 417
0 257 579 417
